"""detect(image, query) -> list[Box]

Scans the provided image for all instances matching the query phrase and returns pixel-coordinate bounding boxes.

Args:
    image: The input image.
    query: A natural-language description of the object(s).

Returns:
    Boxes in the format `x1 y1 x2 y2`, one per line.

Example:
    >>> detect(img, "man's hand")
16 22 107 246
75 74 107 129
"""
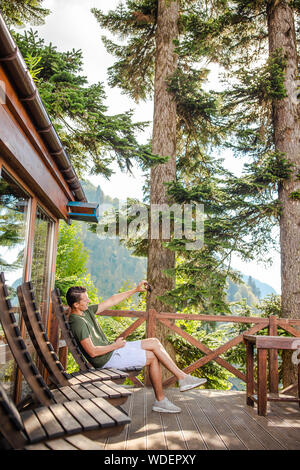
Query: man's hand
114 337 126 350
97 280 149 314
135 280 148 293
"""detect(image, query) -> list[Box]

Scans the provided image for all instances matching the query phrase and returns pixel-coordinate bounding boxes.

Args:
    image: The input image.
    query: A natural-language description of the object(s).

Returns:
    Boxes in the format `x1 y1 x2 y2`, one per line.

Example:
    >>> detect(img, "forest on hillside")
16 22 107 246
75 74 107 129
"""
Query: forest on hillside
80 180 277 304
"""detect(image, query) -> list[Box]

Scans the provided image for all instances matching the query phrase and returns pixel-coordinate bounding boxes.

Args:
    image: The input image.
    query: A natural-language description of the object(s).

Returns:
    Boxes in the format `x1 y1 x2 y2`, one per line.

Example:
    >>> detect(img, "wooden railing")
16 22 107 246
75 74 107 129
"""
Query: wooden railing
93 309 300 390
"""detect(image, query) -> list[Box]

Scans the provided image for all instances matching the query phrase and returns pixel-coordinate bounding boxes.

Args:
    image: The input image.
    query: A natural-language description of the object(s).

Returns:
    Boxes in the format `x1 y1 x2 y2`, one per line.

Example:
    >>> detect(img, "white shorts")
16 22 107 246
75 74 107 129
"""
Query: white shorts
103 340 146 370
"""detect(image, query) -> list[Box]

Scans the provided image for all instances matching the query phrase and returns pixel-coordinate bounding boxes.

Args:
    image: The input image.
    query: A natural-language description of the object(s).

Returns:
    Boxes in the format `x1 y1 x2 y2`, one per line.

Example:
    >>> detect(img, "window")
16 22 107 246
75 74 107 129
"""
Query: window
31 206 54 328
0 168 30 396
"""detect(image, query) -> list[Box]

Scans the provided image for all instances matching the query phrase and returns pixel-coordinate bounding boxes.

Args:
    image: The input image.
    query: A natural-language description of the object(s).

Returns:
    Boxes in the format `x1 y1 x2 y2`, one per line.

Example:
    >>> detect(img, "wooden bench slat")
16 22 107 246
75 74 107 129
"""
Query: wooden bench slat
50 388 70 404
79 382 107 398
33 406 65 439
44 438 78 451
70 371 93 383
52 386 82 402
98 380 131 396
67 376 83 386
78 371 102 381
86 369 113 380
21 409 48 443
62 401 100 430
101 369 123 379
91 397 131 426
49 403 82 434
69 384 95 400
96 382 122 398
25 442 50 450
65 434 104 450
78 399 116 428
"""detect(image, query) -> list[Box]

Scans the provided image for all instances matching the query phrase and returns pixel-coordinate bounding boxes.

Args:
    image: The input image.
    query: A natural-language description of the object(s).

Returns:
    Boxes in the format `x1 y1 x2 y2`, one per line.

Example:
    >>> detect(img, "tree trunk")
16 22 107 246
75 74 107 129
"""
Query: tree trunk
146 0 179 380
267 1 300 386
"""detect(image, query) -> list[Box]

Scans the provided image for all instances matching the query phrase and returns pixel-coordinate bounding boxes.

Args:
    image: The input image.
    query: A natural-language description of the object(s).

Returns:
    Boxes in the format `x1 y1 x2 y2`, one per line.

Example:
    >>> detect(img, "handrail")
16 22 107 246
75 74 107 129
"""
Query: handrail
59 308 300 390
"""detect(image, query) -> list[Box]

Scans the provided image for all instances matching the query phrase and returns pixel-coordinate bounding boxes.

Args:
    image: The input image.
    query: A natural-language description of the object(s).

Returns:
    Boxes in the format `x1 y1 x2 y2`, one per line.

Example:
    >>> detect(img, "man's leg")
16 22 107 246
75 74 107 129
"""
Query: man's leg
141 338 187 380
142 338 207 392
145 351 164 401
145 350 181 413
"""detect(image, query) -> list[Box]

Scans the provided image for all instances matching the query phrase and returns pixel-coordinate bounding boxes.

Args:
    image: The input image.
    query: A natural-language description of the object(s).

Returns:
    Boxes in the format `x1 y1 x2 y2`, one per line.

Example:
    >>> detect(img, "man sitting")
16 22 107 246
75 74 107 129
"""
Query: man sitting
66 280 207 414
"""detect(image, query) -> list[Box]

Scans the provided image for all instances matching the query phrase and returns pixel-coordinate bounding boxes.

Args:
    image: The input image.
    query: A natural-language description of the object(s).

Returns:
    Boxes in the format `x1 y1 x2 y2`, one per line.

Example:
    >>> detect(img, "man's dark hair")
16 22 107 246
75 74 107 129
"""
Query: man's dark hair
66 286 87 308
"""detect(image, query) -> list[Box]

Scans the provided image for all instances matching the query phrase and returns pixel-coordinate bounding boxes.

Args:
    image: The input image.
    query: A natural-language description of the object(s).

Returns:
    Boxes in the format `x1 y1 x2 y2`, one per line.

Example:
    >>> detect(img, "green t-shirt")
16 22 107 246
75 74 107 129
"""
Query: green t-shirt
69 304 113 368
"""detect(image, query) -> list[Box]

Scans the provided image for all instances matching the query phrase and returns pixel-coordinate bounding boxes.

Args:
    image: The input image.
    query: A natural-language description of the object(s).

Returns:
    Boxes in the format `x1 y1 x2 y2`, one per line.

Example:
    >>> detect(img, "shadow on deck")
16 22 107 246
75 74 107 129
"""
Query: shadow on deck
96 387 300 450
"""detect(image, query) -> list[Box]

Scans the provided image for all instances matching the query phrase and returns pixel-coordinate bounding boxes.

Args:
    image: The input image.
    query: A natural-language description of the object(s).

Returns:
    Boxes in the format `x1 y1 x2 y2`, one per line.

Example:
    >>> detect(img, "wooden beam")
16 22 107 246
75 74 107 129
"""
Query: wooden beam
158 317 246 382
115 317 145 340
277 321 300 338
162 321 269 387
157 312 268 324
100 310 146 318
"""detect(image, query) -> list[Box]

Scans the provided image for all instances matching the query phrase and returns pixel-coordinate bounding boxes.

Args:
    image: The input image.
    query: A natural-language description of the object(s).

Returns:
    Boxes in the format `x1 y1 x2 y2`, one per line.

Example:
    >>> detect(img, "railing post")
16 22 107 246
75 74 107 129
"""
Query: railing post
145 309 157 386
268 315 279 393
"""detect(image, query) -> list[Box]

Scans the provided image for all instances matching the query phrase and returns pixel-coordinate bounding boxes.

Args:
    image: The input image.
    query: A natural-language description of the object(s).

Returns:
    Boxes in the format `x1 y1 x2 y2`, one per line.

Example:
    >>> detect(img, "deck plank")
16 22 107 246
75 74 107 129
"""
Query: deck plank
235 393 300 450
101 389 132 450
195 391 247 450
204 390 267 450
94 387 300 451
144 388 168 451
179 392 227 450
205 390 282 450
123 386 147 450
172 390 208 450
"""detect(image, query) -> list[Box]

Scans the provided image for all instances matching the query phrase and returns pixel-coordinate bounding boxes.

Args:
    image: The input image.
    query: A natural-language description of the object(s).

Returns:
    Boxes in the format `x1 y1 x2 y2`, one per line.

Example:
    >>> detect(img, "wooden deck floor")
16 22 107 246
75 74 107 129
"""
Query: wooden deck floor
96 387 300 450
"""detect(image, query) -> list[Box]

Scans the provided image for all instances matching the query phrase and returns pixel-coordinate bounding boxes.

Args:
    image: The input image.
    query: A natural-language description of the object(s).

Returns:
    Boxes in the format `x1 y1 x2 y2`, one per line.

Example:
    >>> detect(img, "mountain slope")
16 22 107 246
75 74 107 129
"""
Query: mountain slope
80 181 277 303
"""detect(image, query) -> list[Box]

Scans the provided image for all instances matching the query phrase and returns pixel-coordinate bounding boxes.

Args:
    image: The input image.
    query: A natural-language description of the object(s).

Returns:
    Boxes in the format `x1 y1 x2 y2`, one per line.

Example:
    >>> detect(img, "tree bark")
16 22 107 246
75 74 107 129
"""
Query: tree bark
146 0 179 380
267 0 300 386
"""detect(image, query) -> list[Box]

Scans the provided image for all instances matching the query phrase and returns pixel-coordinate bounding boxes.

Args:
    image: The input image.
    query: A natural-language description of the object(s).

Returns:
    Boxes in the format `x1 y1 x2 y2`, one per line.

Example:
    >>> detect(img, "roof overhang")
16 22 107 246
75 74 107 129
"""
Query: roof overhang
0 13 87 203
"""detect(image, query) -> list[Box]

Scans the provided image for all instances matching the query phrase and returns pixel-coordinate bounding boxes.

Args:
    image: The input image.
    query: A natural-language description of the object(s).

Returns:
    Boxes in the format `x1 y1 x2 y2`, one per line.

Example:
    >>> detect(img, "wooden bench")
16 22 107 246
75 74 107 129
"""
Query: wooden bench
51 287 143 386
0 273 131 409
244 334 300 416
17 282 130 390
0 381 129 450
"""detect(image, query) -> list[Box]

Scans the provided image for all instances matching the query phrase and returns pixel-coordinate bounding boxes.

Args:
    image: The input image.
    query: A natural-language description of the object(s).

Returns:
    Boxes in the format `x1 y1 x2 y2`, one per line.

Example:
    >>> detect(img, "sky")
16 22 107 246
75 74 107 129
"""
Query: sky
28 0 281 293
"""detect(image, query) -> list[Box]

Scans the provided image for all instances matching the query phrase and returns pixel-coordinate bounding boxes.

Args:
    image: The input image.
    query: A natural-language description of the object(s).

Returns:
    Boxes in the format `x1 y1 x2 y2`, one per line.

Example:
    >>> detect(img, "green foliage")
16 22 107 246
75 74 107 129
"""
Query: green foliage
92 1 157 102
256 293 281 318
0 177 26 272
289 190 300 200
227 279 260 308
77 182 147 299
0 0 50 26
94 0 291 320
23 53 43 82
66 352 80 374
55 221 99 304
262 49 287 100
12 29 162 179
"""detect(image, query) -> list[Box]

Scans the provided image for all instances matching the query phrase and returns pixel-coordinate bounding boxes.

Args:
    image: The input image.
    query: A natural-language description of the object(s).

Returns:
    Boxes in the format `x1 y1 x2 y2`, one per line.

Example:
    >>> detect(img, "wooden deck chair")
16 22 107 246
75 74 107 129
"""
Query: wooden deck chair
51 288 143 386
0 273 131 409
0 381 129 450
17 281 130 392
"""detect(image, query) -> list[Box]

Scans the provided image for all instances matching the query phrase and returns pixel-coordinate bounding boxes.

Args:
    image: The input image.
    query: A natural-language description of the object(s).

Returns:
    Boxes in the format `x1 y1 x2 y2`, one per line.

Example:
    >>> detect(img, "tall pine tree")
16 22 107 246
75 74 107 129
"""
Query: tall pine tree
180 0 300 385
93 1 181 376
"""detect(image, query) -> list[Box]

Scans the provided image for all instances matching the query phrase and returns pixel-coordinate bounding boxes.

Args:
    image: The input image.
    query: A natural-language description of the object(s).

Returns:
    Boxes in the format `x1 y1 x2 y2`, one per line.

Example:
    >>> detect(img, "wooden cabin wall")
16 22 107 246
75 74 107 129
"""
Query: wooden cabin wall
0 65 73 402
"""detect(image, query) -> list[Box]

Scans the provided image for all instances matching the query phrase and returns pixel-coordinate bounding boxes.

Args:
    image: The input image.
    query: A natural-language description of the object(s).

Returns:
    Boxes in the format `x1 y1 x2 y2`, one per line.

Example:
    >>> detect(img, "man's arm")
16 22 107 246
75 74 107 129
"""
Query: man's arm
80 336 126 358
96 280 147 314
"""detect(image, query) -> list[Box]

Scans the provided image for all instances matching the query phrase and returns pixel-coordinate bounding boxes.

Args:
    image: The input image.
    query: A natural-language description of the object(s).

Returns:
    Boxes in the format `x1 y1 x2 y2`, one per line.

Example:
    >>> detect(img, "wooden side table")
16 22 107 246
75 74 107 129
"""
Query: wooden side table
244 334 300 416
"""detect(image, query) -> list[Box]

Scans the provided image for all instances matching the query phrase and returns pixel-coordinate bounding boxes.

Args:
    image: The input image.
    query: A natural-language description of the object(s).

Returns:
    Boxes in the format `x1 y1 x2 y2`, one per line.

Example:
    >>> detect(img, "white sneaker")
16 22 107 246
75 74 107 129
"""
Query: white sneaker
179 375 207 392
152 397 181 413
